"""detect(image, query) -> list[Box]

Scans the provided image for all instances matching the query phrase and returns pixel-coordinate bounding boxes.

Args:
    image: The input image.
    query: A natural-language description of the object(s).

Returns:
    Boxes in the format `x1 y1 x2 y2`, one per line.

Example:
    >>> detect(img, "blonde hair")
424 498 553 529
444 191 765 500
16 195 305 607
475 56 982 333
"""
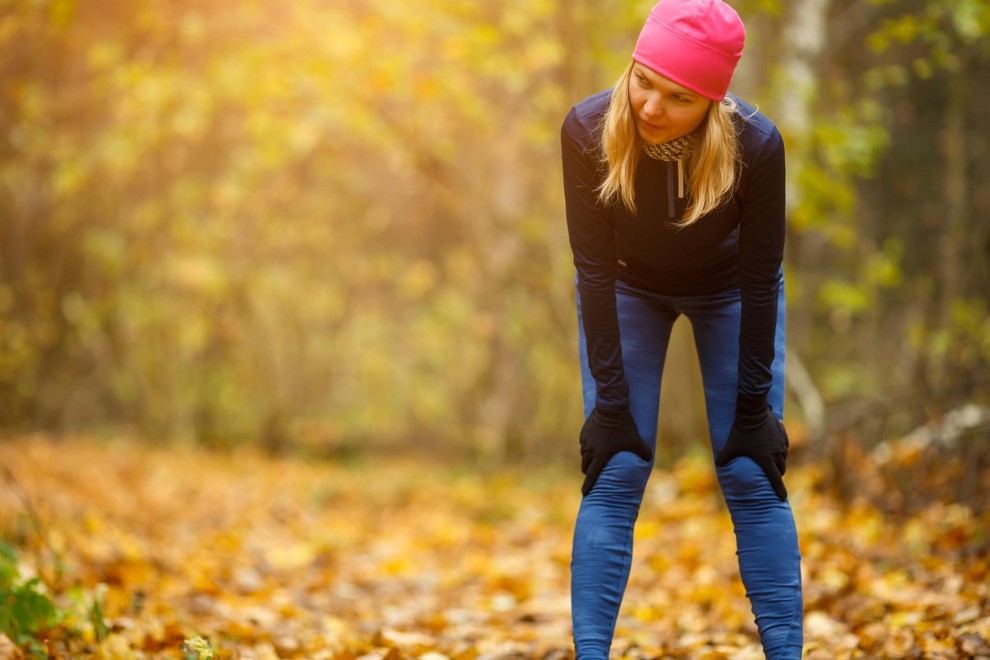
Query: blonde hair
597 61 740 226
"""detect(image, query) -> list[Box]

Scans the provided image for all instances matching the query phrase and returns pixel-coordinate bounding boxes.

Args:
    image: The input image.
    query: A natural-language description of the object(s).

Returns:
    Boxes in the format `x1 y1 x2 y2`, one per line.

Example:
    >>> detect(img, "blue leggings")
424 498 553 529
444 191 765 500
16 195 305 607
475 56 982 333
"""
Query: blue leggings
572 279 803 659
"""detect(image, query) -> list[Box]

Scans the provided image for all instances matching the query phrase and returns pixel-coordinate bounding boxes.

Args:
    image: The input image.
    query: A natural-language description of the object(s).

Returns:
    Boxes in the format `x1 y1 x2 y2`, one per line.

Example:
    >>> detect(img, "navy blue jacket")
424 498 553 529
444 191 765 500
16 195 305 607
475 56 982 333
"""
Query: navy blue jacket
561 90 785 417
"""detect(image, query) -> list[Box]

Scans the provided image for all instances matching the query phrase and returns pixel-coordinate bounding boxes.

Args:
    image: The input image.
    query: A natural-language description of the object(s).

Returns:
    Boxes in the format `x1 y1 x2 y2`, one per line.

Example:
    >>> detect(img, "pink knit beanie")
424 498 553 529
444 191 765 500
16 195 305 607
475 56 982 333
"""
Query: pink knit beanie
632 0 746 101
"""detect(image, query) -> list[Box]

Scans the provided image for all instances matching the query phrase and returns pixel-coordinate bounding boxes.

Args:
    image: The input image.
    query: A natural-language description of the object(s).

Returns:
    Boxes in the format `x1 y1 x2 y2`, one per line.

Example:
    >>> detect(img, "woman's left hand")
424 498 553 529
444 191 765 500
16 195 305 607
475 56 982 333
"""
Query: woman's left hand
715 413 789 501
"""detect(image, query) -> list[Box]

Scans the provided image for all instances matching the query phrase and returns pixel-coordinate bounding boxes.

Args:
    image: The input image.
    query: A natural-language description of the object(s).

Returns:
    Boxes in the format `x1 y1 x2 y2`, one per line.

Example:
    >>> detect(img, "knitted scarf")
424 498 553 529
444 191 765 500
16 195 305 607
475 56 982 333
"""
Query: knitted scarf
641 131 697 162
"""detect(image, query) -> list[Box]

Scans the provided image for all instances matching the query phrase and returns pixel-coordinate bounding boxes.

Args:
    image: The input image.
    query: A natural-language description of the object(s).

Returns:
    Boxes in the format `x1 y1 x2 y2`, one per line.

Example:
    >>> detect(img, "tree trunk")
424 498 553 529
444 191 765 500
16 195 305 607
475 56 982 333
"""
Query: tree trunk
932 69 969 394
773 0 832 429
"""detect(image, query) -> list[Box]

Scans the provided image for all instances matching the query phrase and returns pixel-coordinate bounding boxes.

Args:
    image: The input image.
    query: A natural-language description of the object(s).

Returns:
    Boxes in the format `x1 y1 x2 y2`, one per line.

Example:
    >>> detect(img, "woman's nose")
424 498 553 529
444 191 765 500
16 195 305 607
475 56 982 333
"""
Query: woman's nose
643 94 664 118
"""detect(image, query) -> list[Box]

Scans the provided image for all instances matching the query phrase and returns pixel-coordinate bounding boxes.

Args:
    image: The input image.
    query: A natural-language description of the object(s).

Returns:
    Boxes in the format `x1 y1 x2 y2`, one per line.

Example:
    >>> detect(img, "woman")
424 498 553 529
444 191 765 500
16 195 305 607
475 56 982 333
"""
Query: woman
561 0 803 658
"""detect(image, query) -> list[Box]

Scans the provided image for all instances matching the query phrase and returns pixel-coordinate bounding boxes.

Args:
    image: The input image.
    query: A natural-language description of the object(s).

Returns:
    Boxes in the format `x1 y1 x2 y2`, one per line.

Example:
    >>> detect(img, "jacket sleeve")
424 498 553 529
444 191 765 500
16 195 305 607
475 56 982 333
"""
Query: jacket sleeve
561 107 629 412
735 126 786 425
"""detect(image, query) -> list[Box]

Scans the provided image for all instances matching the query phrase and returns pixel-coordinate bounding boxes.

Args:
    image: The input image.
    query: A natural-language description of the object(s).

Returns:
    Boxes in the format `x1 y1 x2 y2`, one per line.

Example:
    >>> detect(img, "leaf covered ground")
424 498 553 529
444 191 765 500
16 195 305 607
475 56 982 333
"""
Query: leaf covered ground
1 437 988 659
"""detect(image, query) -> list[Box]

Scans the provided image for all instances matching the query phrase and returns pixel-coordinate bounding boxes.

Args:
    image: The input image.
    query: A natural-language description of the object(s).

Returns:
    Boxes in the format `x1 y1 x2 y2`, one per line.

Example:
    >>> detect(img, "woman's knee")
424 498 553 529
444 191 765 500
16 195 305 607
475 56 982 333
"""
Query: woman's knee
715 456 776 502
592 451 653 497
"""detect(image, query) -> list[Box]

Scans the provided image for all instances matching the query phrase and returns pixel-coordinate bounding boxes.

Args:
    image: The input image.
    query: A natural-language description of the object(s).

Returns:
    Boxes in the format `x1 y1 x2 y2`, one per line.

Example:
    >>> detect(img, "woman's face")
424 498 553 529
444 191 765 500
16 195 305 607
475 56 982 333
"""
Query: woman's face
628 63 711 145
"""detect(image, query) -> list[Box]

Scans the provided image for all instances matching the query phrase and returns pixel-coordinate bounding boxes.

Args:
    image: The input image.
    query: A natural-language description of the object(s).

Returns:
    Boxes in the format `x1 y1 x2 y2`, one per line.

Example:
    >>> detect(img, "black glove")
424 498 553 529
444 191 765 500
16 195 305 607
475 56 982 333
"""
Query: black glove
715 408 789 501
579 407 653 496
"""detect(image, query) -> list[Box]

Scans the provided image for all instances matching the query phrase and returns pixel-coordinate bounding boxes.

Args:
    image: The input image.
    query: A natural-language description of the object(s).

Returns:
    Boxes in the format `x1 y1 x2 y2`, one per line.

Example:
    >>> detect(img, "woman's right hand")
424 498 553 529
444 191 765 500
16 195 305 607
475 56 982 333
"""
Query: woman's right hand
580 407 653 496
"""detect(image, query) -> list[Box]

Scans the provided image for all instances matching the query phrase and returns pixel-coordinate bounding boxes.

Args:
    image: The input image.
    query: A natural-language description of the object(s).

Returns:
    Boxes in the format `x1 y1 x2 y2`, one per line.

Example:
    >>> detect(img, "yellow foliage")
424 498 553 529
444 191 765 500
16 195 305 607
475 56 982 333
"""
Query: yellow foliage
1 437 988 658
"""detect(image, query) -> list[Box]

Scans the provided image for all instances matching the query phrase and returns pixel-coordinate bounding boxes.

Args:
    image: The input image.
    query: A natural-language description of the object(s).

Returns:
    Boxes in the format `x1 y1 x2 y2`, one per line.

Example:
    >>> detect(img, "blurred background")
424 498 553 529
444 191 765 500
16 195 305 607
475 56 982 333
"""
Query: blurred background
1 0 987 510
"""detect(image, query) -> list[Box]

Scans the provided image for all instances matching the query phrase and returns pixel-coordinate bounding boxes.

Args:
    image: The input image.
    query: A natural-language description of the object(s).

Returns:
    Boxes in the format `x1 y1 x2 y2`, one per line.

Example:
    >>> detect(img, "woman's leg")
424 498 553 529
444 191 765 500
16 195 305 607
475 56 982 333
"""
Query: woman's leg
572 286 677 659
686 282 804 659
